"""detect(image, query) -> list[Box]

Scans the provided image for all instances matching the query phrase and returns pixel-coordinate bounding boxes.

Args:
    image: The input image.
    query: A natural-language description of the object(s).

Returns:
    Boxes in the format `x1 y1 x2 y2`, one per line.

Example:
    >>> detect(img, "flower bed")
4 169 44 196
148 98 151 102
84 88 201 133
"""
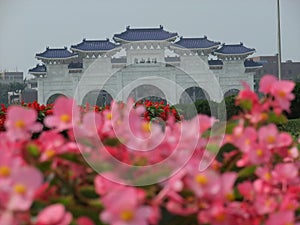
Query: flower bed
0 75 299 225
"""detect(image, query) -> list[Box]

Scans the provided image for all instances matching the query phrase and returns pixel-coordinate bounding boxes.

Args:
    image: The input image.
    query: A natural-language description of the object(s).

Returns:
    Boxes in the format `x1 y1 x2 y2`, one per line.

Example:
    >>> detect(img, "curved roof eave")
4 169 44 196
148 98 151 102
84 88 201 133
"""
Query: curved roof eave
70 46 122 53
35 55 78 60
214 50 255 56
171 44 220 51
113 36 177 43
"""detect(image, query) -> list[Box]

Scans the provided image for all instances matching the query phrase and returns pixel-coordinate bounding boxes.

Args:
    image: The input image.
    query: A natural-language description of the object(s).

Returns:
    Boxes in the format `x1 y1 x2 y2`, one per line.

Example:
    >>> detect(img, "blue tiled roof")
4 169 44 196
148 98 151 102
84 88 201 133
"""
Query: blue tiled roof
174 36 220 49
68 62 83 69
208 59 223 66
36 47 77 59
71 39 120 52
28 64 47 73
214 43 255 55
113 25 178 42
244 59 262 67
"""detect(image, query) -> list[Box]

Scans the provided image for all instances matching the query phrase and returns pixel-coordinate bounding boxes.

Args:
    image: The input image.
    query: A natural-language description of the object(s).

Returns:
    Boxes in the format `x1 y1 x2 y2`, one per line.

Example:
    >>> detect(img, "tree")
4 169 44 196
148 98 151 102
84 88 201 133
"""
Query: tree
288 82 300 119
0 83 9 105
8 82 26 104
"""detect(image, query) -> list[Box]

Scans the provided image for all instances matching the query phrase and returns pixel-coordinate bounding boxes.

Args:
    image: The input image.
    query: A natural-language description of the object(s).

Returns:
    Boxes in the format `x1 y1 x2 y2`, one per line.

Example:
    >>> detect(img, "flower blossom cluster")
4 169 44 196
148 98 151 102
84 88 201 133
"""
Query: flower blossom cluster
0 75 299 225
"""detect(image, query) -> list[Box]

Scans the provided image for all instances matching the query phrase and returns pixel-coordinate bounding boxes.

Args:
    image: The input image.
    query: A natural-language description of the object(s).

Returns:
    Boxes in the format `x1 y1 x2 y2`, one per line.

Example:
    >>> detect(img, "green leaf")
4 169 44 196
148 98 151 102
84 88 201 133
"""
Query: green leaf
36 161 51 172
59 153 81 164
26 143 40 157
53 196 73 206
79 186 99 199
238 165 257 179
216 143 236 162
67 204 104 225
239 99 252 111
268 111 287 124
103 137 121 146
225 120 239 134
206 143 221 154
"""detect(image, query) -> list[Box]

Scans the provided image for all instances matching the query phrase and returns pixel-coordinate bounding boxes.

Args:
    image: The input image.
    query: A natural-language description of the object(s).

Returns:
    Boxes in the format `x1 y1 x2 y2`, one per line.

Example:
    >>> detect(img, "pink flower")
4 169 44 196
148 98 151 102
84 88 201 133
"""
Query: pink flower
233 127 257 153
259 75 277 94
44 97 80 131
0 153 21 187
198 203 230 225
255 167 273 183
94 173 123 196
219 172 237 202
100 187 152 225
77 217 95 225
254 195 277 215
271 163 299 185
8 166 43 211
78 111 102 137
0 211 17 225
258 124 278 149
38 130 67 161
35 204 72 225
236 82 259 110
265 211 295 225
5 106 42 141
238 181 255 201
271 80 295 111
248 143 271 165
186 168 221 199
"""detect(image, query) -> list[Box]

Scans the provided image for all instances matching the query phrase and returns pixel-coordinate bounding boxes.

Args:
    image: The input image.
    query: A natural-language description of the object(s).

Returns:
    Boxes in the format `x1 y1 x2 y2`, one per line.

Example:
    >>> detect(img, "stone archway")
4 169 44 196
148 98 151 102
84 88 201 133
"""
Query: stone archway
128 84 166 103
224 89 240 98
179 86 210 104
82 90 113 107
46 93 67 104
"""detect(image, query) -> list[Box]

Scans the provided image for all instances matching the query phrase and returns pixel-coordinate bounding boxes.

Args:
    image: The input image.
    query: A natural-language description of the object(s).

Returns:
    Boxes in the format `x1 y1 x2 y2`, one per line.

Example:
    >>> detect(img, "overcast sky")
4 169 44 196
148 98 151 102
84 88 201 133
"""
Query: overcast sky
0 0 299 75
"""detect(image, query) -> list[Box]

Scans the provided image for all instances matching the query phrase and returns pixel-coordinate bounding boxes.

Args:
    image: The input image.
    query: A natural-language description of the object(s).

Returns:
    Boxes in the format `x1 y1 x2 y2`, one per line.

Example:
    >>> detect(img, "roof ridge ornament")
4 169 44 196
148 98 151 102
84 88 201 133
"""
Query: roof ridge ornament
159 25 163 29
126 25 130 30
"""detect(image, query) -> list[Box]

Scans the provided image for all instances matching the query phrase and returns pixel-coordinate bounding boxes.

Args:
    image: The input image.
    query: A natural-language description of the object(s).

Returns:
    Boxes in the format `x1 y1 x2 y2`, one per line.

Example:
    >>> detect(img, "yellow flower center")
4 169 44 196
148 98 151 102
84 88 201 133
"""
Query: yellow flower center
245 139 251 145
215 212 226 222
266 135 275 144
15 120 25 128
106 113 112 120
264 172 272 181
195 174 208 185
256 149 263 157
278 90 286 98
60 114 70 123
0 166 11 177
142 122 151 132
120 210 134 221
14 184 27 195
265 199 272 207
225 192 235 201
45 149 56 158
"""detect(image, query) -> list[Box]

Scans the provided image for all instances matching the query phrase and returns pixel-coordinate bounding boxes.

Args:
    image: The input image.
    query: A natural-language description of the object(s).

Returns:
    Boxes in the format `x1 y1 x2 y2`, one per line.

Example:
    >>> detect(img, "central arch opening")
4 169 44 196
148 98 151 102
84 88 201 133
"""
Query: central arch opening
179 86 210 104
128 84 166 103
47 93 66 104
82 90 113 107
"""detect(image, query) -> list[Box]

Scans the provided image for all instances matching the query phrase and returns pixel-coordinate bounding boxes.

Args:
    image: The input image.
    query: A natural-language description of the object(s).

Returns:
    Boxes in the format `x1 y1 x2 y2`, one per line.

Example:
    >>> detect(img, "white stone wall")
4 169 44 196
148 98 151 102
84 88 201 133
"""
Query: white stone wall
37 42 254 105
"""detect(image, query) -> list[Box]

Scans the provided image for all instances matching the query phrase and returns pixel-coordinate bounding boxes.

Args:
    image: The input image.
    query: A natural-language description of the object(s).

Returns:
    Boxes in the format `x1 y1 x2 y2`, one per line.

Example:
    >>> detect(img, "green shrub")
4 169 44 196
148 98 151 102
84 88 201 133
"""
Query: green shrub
288 82 300 119
278 118 300 139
